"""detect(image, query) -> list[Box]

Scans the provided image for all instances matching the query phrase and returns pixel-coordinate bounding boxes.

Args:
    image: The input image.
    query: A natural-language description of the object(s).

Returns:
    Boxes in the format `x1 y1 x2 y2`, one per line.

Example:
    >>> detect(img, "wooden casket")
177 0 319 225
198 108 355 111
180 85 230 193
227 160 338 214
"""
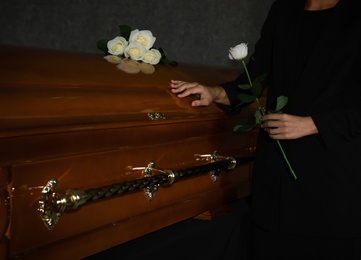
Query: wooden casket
0 45 260 259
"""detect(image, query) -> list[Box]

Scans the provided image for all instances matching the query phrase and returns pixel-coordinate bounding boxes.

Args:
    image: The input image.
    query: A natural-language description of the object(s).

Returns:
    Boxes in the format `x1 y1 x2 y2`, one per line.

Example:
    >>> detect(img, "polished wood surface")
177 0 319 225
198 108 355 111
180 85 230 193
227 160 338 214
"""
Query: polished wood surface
0 45 260 259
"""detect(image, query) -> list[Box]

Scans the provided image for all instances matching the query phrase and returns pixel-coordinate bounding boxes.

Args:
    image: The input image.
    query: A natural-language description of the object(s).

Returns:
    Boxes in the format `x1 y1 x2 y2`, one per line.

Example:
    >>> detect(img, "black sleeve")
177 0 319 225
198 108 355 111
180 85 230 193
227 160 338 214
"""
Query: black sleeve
220 0 280 113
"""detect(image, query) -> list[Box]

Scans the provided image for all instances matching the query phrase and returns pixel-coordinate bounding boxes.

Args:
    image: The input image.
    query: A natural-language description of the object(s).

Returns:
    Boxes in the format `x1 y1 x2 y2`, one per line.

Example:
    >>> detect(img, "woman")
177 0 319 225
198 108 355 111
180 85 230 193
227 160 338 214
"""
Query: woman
170 0 361 259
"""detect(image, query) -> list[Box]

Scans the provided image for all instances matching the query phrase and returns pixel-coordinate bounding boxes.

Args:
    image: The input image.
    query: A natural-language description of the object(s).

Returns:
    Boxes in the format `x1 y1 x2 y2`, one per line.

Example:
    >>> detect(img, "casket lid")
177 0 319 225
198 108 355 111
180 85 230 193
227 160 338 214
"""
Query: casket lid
0 45 241 138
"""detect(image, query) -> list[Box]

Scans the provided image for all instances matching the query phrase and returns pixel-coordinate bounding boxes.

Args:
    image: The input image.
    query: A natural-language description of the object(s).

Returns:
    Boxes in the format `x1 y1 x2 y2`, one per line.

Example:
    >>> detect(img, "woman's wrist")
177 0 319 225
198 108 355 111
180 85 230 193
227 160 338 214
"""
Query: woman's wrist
212 86 230 106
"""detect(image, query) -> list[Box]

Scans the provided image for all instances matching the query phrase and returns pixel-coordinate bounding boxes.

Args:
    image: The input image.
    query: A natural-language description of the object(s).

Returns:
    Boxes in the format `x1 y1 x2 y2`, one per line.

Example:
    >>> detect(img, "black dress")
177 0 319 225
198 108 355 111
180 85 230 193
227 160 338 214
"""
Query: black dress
221 0 361 258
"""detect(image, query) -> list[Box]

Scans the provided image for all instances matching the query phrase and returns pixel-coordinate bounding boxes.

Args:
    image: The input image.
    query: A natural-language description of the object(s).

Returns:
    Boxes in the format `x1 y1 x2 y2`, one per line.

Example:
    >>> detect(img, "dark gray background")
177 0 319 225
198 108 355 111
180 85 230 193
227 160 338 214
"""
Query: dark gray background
0 0 274 68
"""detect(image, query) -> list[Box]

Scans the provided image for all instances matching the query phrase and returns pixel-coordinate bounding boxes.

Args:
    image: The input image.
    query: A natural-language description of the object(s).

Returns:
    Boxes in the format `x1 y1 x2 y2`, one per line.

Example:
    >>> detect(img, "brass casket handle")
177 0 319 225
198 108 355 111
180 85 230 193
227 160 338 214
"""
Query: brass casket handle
38 151 252 230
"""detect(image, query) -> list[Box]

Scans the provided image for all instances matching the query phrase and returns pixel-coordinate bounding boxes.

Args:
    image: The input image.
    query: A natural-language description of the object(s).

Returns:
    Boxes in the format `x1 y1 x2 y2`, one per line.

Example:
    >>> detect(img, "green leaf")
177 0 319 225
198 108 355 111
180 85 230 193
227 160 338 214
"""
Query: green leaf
251 73 267 96
96 39 110 55
119 25 132 40
237 93 256 103
251 80 262 98
253 73 267 85
233 124 254 132
254 109 263 124
238 83 251 90
274 95 288 112
158 47 178 66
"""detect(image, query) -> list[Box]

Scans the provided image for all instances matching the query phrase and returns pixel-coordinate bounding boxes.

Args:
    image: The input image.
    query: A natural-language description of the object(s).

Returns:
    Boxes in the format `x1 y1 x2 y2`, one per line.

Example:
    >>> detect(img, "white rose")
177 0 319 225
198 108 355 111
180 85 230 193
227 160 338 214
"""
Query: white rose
124 42 146 61
129 29 156 50
107 36 128 56
228 43 248 61
142 49 162 65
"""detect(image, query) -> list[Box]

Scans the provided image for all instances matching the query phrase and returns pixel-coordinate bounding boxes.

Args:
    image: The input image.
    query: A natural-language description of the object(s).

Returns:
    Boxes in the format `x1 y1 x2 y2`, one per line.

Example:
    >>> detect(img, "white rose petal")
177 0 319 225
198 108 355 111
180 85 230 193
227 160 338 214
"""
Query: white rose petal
129 29 156 50
228 43 248 61
104 55 122 64
124 42 146 61
107 36 128 56
142 49 162 65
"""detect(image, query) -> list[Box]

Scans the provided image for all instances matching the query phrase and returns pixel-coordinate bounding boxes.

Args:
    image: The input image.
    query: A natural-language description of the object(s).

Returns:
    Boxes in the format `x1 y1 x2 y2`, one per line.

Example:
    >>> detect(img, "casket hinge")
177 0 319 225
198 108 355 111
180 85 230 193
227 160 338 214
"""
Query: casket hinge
147 112 166 120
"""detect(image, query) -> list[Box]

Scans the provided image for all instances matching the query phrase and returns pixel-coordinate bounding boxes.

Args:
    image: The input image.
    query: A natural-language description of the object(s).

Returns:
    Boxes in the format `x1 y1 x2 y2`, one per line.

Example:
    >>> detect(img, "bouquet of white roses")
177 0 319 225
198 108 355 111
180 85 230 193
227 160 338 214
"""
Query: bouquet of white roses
97 25 176 66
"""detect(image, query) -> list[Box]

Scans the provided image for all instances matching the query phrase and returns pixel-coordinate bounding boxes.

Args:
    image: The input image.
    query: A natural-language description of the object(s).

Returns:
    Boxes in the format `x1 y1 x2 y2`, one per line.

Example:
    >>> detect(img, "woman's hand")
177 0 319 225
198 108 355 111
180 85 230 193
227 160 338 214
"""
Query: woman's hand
170 80 230 106
260 113 318 140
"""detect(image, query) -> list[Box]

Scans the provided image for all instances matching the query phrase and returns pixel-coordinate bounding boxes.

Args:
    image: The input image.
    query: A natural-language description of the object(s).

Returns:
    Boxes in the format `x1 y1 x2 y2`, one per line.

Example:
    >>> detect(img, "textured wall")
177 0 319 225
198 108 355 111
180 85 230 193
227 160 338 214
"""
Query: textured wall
0 0 273 68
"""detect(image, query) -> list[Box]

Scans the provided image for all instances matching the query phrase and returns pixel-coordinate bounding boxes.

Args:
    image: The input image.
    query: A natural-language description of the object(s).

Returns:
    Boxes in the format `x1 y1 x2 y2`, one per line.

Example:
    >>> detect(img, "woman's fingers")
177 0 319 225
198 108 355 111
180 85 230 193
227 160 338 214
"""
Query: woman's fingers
170 80 201 96
170 80 213 106
260 113 318 140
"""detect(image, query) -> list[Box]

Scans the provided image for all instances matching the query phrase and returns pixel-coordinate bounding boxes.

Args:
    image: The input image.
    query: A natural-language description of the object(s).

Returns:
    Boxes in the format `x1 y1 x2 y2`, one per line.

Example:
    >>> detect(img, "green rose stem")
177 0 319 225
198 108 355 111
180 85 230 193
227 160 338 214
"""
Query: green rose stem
241 60 297 180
